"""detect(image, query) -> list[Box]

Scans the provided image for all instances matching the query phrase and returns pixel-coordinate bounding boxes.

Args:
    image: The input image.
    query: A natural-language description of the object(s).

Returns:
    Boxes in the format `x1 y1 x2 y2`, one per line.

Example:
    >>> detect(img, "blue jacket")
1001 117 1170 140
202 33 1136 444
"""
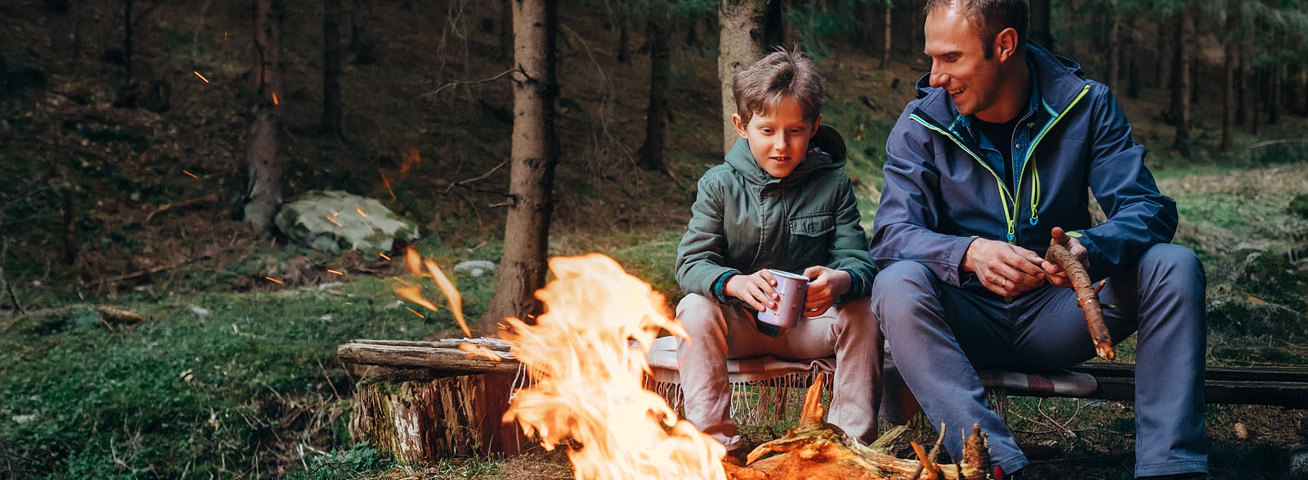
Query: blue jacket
871 43 1177 286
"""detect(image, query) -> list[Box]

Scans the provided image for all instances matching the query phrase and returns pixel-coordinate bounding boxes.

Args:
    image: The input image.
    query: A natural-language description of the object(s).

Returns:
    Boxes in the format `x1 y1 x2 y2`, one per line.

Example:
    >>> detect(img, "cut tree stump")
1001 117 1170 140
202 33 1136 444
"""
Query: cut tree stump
348 369 525 463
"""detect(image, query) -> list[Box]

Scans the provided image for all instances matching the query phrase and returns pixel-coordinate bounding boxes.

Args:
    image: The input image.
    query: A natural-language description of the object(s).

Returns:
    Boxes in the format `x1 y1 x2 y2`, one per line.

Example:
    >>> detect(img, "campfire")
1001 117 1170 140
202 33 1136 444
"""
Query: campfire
400 252 994 479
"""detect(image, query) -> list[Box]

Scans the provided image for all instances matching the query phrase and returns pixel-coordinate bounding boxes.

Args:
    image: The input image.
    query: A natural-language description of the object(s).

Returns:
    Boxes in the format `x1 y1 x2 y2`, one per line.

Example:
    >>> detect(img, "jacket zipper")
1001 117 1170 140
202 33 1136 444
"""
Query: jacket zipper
907 83 1092 244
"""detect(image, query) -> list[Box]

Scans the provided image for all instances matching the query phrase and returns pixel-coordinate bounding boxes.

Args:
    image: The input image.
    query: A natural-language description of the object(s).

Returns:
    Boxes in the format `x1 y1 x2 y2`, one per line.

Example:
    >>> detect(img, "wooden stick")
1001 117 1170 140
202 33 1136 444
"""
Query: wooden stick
1046 228 1114 361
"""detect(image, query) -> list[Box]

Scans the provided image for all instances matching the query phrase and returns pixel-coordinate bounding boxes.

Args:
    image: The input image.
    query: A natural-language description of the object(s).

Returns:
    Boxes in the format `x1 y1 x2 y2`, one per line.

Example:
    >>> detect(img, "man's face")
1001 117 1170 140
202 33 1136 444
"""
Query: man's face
924 6 1004 119
733 96 820 179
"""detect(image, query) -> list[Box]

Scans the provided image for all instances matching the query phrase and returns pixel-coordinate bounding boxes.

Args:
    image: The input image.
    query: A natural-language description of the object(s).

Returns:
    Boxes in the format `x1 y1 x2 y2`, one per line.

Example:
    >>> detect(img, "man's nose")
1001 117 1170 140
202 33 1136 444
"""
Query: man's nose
929 69 948 89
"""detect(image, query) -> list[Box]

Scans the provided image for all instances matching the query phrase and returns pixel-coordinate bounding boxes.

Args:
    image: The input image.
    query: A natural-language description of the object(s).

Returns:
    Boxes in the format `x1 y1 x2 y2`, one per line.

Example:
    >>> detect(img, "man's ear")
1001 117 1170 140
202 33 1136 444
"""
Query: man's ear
995 27 1020 62
732 113 748 138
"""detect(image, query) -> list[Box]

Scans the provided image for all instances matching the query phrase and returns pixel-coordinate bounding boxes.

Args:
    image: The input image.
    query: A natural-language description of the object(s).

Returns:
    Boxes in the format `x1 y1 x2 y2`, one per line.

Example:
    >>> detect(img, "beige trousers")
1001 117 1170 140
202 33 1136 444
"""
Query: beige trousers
674 293 883 451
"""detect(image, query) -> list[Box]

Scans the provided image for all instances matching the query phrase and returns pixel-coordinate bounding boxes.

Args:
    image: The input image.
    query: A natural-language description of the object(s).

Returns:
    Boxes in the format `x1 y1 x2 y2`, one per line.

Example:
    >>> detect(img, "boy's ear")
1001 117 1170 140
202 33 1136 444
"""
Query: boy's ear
732 114 748 138
810 114 823 137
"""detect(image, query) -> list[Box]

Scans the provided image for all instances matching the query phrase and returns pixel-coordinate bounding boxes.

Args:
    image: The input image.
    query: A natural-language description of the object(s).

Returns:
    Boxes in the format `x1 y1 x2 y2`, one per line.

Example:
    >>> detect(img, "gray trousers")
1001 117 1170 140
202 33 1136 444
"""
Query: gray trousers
675 293 883 451
872 243 1207 478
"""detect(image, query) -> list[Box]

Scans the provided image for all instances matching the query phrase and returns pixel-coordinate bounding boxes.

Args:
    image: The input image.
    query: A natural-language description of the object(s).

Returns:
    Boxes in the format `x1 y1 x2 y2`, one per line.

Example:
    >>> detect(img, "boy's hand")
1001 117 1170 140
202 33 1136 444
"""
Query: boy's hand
1041 227 1089 288
801 266 850 317
963 238 1046 296
724 270 780 312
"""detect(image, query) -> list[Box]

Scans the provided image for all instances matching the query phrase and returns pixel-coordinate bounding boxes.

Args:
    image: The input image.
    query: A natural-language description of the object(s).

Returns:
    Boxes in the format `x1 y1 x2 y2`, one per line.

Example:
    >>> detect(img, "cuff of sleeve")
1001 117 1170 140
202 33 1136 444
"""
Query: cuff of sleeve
712 270 740 303
949 237 979 287
835 268 862 305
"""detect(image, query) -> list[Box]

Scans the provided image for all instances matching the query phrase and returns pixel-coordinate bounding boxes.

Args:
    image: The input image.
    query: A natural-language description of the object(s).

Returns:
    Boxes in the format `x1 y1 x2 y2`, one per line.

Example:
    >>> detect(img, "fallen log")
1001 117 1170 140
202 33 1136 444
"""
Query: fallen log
1046 227 1114 361
731 372 990 480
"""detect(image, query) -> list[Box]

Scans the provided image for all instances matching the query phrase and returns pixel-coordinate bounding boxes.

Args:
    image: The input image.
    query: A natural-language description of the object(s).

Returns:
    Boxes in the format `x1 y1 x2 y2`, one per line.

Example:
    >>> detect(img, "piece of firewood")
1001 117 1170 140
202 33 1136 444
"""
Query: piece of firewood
735 372 990 480
1045 227 1115 362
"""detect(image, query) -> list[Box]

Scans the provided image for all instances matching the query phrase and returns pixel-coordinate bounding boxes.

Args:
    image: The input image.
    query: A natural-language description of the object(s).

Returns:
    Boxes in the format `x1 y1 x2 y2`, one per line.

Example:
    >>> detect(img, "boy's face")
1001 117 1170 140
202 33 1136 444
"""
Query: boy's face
732 96 821 179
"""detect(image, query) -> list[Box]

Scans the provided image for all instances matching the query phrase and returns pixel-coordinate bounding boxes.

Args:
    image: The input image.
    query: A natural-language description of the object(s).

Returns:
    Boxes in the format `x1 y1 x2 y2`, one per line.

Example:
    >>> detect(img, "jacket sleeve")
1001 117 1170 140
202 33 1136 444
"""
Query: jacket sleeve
675 173 740 299
1076 83 1178 281
869 109 977 288
826 175 876 299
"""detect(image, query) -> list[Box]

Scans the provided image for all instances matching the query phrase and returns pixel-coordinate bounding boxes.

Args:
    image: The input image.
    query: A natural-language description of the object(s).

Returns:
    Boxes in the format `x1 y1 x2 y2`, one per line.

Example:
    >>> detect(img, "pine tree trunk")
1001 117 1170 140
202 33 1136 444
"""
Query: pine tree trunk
880 2 892 70
1127 32 1141 98
1269 63 1281 125
1030 0 1052 49
616 17 630 64
499 0 511 59
124 0 134 85
485 0 558 333
719 0 768 153
1171 7 1193 157
1106 16 1120 89
321 0 344 141
1221 41 1236 152
1238 37 1251 127
244 0 285 232
1156 17 1170 90
639 10 669 171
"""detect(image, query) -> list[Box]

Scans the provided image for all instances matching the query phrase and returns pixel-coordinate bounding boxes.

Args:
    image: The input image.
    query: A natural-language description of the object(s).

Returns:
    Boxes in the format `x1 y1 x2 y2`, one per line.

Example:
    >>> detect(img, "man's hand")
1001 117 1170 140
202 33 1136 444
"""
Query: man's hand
724 270 780 312
1042 227 1089 288
801 266 850 317
963 238 1046 296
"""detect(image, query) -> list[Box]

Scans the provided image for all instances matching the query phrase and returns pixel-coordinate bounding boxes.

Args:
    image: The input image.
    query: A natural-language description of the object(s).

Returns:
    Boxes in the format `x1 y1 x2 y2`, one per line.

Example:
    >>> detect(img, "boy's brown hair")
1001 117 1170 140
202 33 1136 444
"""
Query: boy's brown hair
732 49 823 125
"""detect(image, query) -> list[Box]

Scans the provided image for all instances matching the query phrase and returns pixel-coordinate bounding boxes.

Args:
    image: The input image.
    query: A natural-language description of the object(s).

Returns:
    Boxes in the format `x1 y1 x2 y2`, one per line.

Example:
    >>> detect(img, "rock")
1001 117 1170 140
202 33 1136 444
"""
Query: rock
453 260 496 278
275 191 419 254
1290 445 1308 480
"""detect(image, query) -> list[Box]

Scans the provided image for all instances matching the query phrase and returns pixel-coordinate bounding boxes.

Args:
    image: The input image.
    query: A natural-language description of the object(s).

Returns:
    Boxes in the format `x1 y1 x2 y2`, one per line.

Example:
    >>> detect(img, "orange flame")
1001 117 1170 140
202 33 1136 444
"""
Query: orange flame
182 169 199 179
400 142 422 177
502 254 726 480
458 342 502 362
264 276 285 285
193 71 210 84
399 247 471 337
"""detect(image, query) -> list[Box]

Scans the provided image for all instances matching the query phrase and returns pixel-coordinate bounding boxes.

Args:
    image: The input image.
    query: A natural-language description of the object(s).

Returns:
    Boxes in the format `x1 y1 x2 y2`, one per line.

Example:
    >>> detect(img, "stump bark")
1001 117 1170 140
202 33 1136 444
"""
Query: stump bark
349 369 524 463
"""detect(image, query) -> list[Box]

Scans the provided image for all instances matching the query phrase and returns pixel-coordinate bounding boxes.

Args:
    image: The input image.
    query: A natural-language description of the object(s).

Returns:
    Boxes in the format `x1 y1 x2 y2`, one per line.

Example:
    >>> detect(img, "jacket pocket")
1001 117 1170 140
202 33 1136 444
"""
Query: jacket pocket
790 213 836 237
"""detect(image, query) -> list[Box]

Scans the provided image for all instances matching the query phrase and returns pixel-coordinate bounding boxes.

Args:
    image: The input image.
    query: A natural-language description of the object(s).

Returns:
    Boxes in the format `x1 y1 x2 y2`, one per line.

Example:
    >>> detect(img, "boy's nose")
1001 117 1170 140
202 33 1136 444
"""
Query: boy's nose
773 135 789 151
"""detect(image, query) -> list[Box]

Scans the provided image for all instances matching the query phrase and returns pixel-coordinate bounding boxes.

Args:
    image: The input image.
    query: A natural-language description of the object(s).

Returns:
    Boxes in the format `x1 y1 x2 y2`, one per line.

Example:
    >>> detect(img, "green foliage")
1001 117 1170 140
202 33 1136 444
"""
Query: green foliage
0 276 462 478
787 0 879 61
288 444 391 480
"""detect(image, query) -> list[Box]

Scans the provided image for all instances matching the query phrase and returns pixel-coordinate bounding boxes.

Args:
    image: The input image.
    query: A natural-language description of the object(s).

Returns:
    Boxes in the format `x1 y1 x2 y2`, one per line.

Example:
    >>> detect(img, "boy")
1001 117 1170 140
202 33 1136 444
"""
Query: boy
673 49 881 455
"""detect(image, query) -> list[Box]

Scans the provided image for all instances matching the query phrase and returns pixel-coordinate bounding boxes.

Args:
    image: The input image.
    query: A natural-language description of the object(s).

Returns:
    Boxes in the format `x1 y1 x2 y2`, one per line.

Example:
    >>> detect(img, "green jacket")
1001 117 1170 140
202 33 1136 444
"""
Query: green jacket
675 125 876 303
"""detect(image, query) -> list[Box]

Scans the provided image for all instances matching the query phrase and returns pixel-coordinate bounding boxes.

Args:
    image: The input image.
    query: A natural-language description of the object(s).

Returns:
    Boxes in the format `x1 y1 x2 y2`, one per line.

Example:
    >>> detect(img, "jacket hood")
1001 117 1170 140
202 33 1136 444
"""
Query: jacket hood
911 42 1088 127
723 124 848 186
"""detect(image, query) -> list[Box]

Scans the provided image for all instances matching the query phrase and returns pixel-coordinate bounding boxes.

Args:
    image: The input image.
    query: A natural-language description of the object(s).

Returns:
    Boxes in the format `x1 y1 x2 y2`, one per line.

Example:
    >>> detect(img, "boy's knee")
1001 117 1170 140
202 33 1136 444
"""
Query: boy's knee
676 293 724 335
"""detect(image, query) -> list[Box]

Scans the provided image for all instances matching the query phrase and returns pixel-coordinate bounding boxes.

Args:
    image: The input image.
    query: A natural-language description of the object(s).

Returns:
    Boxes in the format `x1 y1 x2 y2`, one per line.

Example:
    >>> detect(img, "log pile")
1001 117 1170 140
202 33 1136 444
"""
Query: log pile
728 372 991 480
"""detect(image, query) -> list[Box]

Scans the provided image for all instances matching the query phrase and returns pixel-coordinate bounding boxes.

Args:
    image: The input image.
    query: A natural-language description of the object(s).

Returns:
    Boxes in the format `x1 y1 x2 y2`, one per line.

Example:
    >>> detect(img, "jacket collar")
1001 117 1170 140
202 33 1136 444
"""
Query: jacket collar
912 42 1088 129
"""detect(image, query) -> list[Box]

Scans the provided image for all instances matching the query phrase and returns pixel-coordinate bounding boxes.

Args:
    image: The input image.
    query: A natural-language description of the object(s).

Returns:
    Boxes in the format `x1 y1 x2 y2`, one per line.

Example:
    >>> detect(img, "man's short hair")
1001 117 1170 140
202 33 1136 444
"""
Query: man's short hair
925 0 1029 58
732 49 823 125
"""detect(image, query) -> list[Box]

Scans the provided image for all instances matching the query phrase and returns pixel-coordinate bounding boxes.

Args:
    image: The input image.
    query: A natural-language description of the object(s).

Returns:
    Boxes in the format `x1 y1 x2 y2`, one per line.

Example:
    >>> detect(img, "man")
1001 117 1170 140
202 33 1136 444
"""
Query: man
870 1 1207 479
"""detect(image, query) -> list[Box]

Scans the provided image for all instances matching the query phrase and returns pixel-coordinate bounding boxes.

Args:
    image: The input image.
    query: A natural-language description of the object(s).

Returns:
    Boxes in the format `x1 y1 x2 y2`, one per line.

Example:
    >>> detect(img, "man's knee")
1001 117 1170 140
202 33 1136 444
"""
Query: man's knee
1139 243 1205 284
870 261 937 325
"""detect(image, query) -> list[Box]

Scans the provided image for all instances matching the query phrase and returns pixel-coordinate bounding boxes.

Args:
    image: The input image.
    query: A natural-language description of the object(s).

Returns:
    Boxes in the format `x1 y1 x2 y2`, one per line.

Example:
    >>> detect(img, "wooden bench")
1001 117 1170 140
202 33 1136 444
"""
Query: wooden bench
338 338 1308 462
